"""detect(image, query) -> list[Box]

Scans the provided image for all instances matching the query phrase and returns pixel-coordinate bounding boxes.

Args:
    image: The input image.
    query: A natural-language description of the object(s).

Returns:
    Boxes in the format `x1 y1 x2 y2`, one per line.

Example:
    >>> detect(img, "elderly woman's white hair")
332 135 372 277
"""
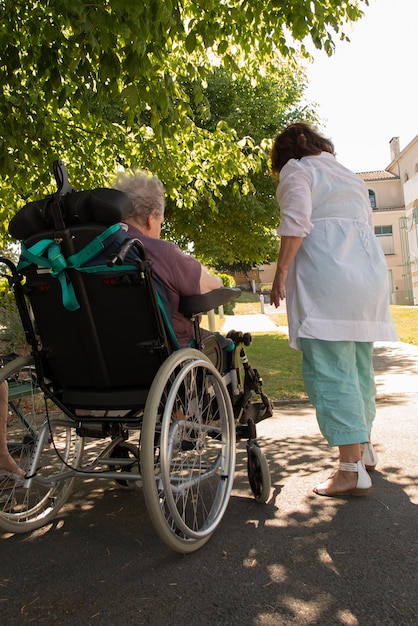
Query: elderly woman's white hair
113 169 165 226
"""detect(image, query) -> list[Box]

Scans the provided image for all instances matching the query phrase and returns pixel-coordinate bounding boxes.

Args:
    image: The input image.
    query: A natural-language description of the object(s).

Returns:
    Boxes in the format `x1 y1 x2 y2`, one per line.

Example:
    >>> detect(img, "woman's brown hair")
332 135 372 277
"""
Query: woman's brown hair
270 122 335 179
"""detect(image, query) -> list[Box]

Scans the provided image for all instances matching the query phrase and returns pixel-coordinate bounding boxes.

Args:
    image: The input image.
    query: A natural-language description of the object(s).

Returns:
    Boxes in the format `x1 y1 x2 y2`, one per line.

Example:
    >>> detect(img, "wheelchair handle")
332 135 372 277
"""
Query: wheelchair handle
53 160 74 196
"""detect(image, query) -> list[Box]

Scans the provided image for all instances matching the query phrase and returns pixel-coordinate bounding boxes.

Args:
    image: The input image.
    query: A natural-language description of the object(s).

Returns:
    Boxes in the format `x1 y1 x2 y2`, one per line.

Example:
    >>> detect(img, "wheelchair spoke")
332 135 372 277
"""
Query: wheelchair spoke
141 349 235 553
0 357 83 533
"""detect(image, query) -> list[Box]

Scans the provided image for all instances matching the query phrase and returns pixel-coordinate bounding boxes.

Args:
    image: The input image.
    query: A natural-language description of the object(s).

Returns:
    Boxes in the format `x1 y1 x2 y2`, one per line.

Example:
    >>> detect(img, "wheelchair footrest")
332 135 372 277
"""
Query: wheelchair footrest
239 400 273 426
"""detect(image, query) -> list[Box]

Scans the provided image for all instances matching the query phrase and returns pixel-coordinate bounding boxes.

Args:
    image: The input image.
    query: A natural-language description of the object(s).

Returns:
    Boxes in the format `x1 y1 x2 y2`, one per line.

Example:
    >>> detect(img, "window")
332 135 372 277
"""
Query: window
375 225 394 255
368 189 377 209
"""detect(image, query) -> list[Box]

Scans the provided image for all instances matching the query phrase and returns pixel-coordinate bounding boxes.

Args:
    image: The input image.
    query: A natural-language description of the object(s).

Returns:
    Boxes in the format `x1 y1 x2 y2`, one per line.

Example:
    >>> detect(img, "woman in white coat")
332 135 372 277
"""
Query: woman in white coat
270 123 397 498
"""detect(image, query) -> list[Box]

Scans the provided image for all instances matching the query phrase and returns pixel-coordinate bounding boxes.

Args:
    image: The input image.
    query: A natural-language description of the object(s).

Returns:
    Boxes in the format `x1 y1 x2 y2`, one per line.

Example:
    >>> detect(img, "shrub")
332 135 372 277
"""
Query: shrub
0 279 28 355
218 272 237 315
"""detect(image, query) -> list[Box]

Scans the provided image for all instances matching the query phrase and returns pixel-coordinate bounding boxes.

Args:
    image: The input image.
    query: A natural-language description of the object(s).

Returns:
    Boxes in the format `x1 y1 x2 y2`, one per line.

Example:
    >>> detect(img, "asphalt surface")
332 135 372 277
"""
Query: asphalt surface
1 317 417 626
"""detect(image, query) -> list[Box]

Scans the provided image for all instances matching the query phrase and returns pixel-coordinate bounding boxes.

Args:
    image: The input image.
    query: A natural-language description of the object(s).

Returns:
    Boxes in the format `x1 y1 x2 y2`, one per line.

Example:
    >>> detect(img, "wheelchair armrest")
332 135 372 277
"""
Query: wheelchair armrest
179 287 241 318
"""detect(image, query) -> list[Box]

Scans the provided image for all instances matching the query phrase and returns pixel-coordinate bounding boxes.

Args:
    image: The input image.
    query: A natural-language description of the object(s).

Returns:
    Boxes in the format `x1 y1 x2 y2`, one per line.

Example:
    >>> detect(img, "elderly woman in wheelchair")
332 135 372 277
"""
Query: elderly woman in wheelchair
0 162 272 553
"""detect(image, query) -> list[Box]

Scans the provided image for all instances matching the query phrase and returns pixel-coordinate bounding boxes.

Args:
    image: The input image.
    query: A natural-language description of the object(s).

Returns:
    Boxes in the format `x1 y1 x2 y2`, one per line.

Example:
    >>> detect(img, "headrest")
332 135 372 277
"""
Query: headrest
9 188 132 241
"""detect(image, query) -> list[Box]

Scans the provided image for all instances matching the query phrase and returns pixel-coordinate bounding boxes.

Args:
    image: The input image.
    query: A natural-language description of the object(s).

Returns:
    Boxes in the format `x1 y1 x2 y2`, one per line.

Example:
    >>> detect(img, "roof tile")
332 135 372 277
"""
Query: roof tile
357 171 399 181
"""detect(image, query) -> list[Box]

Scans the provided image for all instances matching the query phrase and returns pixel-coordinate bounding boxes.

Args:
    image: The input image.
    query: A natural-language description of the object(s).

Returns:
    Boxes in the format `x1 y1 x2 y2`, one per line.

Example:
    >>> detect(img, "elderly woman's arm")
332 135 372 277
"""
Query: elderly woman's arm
270 235 303 307
199 265 223 293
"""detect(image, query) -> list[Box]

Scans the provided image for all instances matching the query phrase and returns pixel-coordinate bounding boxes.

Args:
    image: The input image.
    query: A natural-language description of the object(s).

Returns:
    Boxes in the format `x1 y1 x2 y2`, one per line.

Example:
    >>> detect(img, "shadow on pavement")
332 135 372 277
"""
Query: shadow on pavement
373 343 418 376
1 429 417 625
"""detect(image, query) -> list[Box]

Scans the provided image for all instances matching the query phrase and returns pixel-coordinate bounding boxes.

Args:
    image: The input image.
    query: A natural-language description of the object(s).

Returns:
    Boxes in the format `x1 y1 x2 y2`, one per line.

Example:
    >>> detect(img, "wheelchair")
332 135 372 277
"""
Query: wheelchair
0 162 273 553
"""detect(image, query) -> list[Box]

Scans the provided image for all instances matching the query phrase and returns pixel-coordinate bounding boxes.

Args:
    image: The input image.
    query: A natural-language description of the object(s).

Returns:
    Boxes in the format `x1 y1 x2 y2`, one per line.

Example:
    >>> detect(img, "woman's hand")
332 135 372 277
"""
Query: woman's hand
270 235 303 308
270 268 288 307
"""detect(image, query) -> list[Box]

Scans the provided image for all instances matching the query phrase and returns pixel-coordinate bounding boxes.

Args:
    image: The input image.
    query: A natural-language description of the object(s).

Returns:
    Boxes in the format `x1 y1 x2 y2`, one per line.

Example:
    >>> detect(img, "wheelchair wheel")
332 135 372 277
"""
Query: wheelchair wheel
247 443 271 503
0 356 83 533
141 349 236 553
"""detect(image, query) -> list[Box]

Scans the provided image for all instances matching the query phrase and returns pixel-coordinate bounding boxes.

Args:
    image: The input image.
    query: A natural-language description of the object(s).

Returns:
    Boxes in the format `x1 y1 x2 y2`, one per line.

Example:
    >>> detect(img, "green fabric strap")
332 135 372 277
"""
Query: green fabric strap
18 225 137 311
18 239 79 311
156 291 179 349
67 224 137 274
67 223 120 267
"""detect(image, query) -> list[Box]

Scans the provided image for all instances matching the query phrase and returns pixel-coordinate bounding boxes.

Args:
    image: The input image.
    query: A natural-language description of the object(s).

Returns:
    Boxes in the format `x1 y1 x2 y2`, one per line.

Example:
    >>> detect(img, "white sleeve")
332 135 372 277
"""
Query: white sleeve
277 160 314 238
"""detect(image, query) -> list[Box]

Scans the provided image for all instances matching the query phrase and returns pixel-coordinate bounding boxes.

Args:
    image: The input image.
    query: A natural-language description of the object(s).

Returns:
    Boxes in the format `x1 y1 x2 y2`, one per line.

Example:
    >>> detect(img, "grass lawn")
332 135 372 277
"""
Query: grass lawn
207 292 418 402
245 334 305 402
388 305 418 345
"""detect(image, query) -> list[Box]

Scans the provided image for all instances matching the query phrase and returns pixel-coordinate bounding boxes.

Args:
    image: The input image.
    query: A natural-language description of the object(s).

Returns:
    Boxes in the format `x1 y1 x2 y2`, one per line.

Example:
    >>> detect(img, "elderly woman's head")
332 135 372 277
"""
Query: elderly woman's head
114 169 165 229
270 123 335 180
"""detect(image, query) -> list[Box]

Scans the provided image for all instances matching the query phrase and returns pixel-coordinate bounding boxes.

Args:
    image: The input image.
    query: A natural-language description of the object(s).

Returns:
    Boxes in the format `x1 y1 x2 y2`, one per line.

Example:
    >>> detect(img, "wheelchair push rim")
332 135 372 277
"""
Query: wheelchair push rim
141 349 236 553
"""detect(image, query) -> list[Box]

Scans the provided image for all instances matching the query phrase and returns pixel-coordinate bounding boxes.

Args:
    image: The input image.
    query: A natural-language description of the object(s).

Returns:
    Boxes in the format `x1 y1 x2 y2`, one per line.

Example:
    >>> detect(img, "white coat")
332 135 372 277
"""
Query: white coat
277 152 398 350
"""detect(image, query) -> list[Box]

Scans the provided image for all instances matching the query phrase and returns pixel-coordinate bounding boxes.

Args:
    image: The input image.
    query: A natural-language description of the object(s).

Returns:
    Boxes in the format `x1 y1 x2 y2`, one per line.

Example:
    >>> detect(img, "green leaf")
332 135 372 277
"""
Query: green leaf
185 31 197 54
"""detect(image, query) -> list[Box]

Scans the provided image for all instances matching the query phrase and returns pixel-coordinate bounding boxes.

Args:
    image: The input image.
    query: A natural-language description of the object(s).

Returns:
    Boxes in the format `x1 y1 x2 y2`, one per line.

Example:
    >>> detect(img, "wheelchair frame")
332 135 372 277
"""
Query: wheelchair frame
0 166 272 553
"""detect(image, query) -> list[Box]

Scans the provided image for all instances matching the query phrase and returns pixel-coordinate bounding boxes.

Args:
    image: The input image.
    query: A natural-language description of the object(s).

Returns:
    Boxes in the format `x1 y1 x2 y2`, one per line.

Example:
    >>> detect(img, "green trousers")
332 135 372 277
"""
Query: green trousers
300 338 376 447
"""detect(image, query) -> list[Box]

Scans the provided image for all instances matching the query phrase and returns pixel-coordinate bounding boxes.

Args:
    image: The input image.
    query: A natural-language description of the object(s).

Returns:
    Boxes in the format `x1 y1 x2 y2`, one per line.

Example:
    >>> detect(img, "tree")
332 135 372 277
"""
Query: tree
0 0 368 248
165 64 318 268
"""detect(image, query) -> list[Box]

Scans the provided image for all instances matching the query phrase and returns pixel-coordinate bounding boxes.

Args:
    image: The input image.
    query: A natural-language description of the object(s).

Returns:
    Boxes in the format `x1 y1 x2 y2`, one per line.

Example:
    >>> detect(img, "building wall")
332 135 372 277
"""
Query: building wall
257 263 277 285
367 178 403 209
233 268 261 291
405 198 418 303
381 135 418 304
404 176 418 208
371 208 406 303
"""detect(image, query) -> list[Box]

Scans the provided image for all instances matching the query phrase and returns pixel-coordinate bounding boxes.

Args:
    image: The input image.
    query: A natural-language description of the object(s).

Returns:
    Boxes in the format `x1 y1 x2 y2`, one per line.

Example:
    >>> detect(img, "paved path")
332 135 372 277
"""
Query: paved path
374 340 418 396
221 302 287 334
1 314 417 625
221 313 282 333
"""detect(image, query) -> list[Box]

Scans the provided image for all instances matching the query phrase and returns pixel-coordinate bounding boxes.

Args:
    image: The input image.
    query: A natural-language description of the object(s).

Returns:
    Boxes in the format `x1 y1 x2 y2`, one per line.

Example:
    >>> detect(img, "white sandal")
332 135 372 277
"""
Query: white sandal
313 460 372 497
361 442 378 471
